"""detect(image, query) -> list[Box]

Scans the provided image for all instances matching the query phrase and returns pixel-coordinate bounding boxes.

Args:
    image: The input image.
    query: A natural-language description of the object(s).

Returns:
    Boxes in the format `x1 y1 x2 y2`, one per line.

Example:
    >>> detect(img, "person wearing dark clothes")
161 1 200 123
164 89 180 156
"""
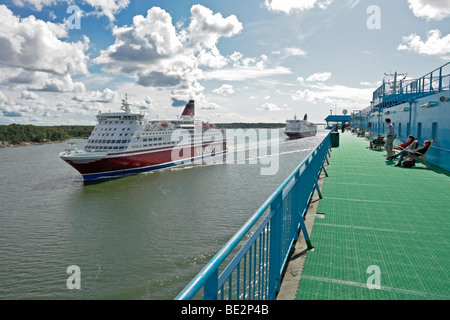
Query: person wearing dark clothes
387 140 431 166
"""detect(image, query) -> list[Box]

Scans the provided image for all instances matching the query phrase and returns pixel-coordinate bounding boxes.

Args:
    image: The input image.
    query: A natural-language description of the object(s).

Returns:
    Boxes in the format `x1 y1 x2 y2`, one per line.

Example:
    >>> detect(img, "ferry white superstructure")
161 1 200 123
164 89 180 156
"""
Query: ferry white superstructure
60 96 227 180
284 114 317 138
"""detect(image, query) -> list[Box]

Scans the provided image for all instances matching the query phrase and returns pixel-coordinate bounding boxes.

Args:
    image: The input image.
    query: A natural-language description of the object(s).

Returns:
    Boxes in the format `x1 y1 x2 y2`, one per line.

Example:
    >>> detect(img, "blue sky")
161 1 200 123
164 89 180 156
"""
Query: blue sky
0 0 449 124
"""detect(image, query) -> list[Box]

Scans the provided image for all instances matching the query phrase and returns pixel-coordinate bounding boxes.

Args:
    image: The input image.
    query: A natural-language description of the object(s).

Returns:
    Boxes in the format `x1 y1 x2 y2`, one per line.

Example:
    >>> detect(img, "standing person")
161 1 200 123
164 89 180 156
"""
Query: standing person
384 118 396 157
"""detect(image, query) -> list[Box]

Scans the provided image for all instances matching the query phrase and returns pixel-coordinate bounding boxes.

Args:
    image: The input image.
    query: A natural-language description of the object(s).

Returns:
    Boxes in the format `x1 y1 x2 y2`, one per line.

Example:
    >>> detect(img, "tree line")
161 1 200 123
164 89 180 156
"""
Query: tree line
0 123 285 146
214 123 285 129
0 124 94 145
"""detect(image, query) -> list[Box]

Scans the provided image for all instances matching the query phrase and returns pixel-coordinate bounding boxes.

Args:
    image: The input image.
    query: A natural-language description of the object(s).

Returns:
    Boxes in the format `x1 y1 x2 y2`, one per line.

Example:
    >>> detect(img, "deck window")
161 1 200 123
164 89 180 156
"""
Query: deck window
432 122 438 142
417 122 422 141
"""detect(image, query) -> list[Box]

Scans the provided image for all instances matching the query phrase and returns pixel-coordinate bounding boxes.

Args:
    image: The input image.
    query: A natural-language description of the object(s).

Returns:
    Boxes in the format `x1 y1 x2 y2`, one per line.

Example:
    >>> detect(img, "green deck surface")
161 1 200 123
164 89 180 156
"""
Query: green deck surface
295 133 450 300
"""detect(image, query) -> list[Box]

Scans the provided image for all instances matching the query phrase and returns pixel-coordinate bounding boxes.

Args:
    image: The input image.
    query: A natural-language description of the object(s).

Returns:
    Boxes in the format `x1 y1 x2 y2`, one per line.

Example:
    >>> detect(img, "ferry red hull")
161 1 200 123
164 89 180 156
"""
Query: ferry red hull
63 141 226 180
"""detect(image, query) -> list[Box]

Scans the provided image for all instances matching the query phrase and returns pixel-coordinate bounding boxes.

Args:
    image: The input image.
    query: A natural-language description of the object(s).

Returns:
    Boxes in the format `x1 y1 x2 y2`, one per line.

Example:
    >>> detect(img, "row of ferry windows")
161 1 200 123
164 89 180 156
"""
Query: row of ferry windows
85 141 176 150
87 137 164 144
86 146 126 150
95 127 131 131
88 139 130 144
96 133 130 137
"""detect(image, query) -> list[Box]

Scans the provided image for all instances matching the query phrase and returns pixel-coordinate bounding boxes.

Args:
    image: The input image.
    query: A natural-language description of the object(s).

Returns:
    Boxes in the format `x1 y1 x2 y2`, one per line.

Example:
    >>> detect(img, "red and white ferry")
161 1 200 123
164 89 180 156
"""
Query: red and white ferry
60 96 227 181
284 114 317 138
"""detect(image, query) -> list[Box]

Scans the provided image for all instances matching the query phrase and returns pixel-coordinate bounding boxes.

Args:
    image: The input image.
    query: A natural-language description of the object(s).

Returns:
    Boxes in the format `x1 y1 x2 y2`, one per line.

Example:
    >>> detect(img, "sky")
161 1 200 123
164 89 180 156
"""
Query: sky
0 0 449 125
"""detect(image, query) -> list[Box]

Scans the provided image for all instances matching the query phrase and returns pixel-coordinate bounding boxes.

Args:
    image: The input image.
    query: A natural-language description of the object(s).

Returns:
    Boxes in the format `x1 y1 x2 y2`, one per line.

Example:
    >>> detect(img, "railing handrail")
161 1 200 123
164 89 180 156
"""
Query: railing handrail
175 131 332 300
372 61 450 103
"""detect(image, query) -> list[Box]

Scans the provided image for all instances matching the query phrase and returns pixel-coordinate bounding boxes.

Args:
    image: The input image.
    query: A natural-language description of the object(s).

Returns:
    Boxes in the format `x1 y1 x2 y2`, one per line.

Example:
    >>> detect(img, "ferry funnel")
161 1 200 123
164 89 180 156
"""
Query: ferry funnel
181 100 195 119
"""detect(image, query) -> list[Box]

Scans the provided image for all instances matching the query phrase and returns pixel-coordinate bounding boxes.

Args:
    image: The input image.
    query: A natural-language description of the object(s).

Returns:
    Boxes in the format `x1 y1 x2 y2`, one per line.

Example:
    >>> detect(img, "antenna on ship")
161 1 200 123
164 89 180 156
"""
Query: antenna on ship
384 71 407 94
121 94 132 113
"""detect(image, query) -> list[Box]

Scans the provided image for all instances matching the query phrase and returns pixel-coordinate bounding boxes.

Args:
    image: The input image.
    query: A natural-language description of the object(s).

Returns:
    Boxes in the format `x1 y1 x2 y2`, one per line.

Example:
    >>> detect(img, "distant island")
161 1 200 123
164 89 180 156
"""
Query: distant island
0 123 285 147
0 124 94 147
214 123 285 129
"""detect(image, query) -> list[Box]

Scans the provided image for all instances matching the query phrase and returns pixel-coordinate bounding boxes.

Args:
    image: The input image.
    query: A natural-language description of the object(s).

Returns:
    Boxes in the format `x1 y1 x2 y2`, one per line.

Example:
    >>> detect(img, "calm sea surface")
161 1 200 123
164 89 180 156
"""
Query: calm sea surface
0 128 328 299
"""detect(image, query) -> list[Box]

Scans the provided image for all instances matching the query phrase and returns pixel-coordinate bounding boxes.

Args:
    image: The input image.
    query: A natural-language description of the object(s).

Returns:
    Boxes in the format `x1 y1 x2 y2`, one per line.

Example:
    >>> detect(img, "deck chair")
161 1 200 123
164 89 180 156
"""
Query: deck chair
369 135 384 149
404 140 433 166
357 129 366 137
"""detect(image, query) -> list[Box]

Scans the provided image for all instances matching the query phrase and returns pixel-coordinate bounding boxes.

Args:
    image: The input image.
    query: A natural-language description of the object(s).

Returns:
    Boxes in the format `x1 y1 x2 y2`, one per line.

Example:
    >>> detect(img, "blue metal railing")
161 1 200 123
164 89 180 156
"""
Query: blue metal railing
176 131 332 300
372 62 450 107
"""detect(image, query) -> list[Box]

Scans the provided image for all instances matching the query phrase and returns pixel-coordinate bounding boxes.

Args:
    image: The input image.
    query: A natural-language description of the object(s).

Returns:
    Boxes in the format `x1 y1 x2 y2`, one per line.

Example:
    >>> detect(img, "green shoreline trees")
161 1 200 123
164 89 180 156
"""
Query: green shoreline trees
0 124 94 145
0 123 285 146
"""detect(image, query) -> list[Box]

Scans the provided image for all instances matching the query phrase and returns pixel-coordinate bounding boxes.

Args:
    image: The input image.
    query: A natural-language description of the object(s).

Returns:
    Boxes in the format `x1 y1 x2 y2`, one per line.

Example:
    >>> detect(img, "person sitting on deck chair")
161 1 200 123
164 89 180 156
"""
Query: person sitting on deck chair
393 135 415 151
367 135 384 149
387 140 432 167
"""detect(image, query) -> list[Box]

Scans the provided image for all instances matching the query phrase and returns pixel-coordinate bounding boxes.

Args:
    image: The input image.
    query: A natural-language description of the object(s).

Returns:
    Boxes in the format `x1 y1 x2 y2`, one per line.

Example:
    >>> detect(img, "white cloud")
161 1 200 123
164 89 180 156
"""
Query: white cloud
407 0 450 21
212 84 235 95
86 0 130 22
259 102 282 111
264 0 332 13
95 7 183 73
73 88 119 103
20 90 40 100
11 0 61 11
33 74 86 93
306 72 332 82
95 4 244 103
398 29 450 56
272 47 307 57
197 48 228 68
202 66 291 81
186 4 243 50
291 83 372 107
12 0 130 22
0 5 89 76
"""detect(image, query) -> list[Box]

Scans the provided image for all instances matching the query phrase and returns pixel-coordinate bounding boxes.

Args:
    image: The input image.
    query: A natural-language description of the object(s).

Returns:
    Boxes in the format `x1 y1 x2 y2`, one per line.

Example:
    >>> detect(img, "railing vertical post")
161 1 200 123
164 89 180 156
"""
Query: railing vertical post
430 73 433 92
203 269 219 300
315 180 323 199
299 215 313 250
268 193 282 299
321 163 328 177
438 67 442 92
293 170 300 241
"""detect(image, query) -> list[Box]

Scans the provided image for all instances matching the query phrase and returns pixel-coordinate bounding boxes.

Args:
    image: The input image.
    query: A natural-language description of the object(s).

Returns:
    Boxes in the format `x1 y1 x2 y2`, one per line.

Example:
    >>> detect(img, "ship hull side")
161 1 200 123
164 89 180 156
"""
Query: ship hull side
284 131 317 139
63 141 226 181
